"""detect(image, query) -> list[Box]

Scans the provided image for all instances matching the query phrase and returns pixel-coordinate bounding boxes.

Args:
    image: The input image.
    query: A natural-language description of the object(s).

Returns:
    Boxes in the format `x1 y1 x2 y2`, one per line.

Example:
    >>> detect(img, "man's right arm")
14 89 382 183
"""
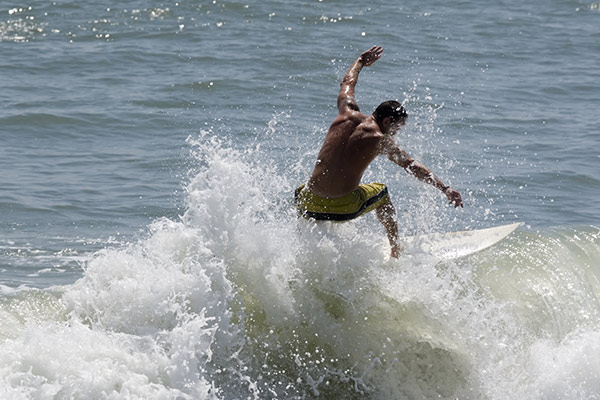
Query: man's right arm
386 143 464 208
337 46 383 114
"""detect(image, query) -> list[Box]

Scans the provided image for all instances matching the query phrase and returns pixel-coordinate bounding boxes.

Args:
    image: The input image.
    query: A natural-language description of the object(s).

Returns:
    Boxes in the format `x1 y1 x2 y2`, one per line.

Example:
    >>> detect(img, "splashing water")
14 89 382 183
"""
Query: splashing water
1 130 600 399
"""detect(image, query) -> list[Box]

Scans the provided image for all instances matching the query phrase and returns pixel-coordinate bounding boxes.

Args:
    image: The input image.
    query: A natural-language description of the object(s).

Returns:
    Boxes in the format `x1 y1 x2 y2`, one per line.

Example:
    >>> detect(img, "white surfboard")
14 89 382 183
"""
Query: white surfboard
399 222 522 260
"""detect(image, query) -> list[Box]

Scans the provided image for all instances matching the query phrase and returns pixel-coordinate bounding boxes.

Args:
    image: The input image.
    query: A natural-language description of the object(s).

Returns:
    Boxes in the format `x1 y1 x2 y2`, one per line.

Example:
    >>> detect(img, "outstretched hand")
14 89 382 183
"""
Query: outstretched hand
360 46 383 66
444 188 464 208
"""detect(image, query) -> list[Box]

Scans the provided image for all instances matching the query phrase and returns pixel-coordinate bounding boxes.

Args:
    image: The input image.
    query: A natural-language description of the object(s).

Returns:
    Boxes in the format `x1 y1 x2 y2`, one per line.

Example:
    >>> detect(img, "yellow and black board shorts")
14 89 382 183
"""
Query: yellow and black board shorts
294 183 389 221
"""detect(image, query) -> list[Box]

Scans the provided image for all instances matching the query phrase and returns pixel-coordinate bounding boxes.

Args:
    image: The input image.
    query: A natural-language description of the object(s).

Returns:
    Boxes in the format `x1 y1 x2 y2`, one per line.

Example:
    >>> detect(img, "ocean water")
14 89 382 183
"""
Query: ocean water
1 0 599 398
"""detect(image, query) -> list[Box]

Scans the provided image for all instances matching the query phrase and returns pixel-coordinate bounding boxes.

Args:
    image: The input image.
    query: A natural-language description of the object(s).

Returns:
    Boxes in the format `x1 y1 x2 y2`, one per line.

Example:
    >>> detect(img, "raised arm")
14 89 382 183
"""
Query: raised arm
337 46 383 114
387 144 464 208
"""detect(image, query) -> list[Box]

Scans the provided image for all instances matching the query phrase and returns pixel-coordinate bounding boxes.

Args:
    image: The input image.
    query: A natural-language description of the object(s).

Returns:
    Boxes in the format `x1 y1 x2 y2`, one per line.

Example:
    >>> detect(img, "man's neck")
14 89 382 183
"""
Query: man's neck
371 115 387 134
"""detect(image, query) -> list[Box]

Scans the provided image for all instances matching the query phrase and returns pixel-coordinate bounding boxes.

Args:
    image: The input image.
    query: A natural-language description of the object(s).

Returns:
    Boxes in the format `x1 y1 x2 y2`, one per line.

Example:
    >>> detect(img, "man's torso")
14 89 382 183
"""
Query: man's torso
307 111 384 198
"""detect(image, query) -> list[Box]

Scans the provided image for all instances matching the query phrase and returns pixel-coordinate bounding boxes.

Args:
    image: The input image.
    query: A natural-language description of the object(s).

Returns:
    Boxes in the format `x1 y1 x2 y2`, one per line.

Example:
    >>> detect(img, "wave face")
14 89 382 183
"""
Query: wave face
1 133 599 399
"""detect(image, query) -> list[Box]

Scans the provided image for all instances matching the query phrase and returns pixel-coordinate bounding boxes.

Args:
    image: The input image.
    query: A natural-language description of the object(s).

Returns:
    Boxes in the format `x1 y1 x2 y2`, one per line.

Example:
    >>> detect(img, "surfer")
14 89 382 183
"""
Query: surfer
295 46 463 258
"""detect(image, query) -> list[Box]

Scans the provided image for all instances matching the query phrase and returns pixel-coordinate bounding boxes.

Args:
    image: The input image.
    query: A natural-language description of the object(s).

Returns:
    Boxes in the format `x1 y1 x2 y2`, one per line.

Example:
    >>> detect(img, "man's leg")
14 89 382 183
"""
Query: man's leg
376 199 401 258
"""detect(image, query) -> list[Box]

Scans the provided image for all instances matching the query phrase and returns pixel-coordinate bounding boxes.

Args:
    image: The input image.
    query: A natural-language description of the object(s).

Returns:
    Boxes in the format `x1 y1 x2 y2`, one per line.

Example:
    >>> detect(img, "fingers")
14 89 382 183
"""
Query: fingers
449 201 463 208
370 46 383 57
448 197 464 208
361 46 383 66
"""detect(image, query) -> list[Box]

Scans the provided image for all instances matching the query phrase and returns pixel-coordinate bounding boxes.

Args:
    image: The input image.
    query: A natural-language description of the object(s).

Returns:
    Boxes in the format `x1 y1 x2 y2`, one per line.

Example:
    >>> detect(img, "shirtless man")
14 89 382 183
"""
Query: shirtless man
295 46 463 257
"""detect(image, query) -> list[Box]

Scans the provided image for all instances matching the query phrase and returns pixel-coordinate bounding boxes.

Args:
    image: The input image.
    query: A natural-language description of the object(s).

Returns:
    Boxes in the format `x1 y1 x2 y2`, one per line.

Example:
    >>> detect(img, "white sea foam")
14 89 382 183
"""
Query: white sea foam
529 330 600 399
1 133 599 399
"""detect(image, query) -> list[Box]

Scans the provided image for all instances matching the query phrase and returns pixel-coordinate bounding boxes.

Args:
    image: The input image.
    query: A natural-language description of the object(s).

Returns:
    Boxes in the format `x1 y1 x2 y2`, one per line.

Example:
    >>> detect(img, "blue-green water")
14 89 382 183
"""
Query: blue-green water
1 1 599 398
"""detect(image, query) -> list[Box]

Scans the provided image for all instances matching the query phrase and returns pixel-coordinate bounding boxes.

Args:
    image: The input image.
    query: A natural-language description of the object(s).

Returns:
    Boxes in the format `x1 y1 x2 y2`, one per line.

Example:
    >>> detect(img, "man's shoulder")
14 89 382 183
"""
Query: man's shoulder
329 110 368 134
348 118 384 156
335 108 367 122
354 116 383 138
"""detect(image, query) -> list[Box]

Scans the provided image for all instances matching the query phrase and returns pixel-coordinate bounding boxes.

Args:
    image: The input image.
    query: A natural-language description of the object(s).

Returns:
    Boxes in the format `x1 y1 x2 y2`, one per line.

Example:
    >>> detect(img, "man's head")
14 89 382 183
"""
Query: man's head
373 100 407 134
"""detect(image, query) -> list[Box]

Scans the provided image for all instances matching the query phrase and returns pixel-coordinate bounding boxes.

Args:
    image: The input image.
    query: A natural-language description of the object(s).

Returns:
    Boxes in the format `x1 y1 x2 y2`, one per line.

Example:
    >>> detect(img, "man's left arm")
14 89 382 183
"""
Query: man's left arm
387 145 464 208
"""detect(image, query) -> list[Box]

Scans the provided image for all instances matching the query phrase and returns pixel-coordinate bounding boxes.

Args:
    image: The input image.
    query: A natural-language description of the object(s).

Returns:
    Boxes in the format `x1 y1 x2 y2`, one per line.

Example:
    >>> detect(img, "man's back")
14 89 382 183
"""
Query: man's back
307 110 382 198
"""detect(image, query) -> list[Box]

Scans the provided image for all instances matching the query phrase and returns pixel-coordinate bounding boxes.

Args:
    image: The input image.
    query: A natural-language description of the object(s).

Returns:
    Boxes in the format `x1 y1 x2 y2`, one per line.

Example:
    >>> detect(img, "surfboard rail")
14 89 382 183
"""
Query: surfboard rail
399 222 523 260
